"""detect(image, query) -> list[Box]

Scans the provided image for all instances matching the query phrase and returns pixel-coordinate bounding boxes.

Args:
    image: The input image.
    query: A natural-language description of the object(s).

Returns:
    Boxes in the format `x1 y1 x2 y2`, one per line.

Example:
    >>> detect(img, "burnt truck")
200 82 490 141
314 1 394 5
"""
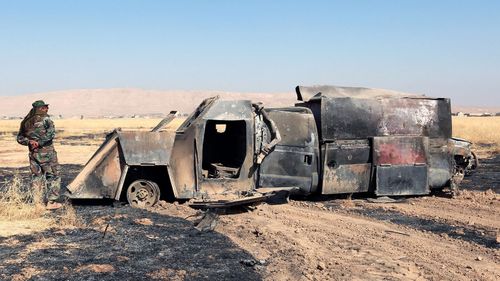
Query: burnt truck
67 85 477 207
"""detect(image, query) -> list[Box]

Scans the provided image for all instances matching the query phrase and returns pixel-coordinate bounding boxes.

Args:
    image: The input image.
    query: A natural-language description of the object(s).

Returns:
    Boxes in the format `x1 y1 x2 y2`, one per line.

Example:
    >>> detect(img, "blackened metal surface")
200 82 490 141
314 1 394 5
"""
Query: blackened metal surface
321 141 371 194
169 121 198 199
258 109 319 194
295 85 424 101
198 100 256 196
324 140 371 166
322 163 371 194
300 97 452 141
428 139 453 188
171 99 256 199
117 131 175 166
376 165 429 196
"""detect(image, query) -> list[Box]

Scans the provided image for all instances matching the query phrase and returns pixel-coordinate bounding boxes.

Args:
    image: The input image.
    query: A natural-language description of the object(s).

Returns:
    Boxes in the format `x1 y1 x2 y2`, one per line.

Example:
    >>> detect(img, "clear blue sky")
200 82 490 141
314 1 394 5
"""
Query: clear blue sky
0 0 498 106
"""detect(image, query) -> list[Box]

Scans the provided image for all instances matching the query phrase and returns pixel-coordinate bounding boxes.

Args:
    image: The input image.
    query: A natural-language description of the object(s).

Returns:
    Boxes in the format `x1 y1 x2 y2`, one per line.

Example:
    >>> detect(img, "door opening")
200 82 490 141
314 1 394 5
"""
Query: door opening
202 120 247 179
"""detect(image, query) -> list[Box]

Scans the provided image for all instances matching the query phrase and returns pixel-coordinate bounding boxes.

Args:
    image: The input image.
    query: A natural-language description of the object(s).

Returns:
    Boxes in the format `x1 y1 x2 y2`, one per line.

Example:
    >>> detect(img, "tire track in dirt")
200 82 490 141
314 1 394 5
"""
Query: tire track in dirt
219 201 500 281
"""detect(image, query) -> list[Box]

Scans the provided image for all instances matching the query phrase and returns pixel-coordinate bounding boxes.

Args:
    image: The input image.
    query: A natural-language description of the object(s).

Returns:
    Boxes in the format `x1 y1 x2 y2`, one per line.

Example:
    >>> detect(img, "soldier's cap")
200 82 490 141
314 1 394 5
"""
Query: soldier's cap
32 100 49 107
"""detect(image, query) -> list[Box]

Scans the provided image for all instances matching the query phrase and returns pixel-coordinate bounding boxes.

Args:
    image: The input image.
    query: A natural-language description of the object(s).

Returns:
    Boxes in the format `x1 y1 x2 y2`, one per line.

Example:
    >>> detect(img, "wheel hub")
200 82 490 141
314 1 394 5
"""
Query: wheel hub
126 179 161 208
136 189 149 200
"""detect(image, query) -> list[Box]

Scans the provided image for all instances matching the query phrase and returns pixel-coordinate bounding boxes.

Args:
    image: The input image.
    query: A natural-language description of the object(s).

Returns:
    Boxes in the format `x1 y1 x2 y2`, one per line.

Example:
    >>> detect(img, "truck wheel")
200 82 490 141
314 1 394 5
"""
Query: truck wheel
126 179 160 208
465 151 479 176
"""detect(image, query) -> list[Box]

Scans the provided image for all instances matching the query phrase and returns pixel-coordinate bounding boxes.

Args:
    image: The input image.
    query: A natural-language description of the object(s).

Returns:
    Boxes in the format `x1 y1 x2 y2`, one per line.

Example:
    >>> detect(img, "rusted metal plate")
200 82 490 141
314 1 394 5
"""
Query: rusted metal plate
373 136 428 165
322 163 371 194
376 165 429 196
117 131 175 166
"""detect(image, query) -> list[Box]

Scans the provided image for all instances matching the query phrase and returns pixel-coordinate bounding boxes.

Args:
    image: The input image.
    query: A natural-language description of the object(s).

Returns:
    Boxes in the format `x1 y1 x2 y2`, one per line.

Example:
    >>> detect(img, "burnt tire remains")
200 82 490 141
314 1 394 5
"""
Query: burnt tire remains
126 179 160 208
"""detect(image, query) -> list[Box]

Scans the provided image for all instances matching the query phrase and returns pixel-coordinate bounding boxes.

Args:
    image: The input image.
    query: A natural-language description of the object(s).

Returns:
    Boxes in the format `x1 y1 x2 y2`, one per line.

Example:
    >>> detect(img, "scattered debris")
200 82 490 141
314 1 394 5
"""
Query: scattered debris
194 211 219 232
317 262 326 270
367 196 402 203
384 230 411 236
240 259 266 267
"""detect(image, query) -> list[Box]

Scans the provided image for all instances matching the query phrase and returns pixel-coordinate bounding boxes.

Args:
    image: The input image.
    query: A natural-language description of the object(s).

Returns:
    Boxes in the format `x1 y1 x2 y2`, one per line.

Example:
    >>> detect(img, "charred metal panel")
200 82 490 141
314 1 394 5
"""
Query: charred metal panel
322 163 371 194
300 97 452 141
373 136 428 165
324 140 371 166
70 143 123 198
117 131 174 166
198 119 256 196
428 138 453 188
321 98 383 140
321 142 371 194
258 109 319 194
379 98 451 138
295 85 424 101
263 108 315 147
197 100 256 197
170 124 198 199
373 136 430 195
259 147 317 194
376 165 429 196
67 132 124 199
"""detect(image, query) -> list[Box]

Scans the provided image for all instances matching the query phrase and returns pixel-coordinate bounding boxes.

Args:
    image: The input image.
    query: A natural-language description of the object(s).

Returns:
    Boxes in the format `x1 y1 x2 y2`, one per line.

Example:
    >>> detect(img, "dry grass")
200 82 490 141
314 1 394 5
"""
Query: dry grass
0 174 83 236
58 203 85 228
0 174 45 220
452 116 500 155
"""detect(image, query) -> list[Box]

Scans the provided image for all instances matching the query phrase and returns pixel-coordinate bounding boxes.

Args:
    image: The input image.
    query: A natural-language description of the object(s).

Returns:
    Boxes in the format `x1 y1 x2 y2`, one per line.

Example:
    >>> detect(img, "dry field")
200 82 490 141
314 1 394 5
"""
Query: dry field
0 118 185 167
452 116 500 156
0 116 498 280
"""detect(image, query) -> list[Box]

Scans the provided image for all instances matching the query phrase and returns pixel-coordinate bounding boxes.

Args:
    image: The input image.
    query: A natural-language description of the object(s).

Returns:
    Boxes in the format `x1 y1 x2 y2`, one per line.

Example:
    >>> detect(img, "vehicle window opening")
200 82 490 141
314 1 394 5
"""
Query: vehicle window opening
202 120 246 179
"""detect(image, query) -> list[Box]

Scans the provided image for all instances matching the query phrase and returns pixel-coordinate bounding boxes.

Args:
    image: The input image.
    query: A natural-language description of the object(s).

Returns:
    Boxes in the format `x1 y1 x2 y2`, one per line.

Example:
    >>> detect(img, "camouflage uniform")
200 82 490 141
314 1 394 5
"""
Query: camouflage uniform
17 106 61 203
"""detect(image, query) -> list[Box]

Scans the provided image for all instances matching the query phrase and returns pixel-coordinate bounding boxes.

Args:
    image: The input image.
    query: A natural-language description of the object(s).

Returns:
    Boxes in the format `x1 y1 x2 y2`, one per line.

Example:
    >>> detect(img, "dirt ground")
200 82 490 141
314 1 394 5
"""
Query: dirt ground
0 153 498 281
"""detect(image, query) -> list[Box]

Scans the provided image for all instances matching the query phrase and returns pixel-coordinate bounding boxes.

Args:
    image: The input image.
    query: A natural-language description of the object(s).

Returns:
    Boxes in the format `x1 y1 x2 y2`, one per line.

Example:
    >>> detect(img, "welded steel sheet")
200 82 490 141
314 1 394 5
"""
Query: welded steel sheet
117 131 175 166
376 165 429 196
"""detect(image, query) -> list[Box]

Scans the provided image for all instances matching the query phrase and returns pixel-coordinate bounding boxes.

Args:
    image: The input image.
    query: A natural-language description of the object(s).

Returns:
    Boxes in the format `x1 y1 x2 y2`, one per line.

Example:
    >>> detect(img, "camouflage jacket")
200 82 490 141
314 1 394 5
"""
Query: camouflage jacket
17 114 56 152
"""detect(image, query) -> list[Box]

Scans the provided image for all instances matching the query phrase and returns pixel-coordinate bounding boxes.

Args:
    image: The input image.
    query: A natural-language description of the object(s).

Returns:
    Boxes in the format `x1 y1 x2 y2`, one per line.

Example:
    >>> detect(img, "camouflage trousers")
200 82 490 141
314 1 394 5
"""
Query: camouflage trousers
29 147 61 202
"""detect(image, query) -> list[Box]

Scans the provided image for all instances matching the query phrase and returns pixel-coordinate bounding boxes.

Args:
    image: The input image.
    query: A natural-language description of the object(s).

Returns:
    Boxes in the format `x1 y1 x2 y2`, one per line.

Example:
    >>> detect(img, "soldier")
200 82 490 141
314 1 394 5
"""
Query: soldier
17 100 62 210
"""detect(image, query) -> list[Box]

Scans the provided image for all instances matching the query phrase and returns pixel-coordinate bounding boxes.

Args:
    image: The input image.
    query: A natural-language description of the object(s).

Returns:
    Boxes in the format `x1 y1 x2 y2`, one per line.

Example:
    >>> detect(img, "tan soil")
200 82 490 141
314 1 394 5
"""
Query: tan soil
75 264 116 273
209 195 499 281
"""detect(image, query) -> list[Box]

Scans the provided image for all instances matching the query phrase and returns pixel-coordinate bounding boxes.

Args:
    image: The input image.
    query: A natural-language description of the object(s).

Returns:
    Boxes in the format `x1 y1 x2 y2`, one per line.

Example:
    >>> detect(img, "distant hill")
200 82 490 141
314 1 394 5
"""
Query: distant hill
0 89 295 118
0 88 498 118
451 105 500 115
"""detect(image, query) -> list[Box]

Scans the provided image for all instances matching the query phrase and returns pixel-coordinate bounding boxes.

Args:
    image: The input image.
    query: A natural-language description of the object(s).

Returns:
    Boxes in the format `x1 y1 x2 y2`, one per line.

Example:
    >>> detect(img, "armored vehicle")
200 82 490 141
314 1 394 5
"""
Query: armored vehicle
67 85 477 207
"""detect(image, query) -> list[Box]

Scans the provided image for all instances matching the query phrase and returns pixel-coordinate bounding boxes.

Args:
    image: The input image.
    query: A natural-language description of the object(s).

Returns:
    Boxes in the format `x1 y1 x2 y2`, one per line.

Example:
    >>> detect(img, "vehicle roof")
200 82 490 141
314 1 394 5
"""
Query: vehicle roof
295 85 429 101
